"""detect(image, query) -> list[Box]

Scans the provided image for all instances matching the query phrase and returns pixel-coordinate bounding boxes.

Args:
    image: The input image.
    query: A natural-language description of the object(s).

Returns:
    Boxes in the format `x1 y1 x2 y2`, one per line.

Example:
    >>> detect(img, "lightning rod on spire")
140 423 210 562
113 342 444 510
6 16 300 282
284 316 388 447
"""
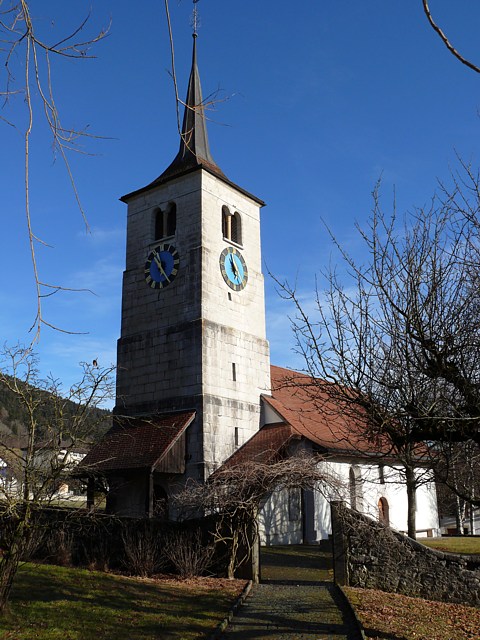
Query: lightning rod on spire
192 0 200 37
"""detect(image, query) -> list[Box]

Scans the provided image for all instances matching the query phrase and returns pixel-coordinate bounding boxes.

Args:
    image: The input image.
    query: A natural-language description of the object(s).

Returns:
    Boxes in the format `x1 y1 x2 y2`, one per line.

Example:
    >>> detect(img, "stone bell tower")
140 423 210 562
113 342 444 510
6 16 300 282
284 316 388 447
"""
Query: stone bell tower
81 25 271 517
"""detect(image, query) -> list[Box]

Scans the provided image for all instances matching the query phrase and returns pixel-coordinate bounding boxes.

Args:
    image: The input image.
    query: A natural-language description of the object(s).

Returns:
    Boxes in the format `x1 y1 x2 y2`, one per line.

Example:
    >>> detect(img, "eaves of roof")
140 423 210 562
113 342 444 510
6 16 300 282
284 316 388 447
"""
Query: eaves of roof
120 163 265 207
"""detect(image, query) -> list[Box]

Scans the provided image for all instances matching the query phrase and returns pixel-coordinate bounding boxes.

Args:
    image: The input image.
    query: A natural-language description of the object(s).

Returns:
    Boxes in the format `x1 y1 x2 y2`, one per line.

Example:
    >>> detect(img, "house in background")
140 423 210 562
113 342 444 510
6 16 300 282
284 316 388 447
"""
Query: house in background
0 445 21 498
0 442 87 501
78 26 440 541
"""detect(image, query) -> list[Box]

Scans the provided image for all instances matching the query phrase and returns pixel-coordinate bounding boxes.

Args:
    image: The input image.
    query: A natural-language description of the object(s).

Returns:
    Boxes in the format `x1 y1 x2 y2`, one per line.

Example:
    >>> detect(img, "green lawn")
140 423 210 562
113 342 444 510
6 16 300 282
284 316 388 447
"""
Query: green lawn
0 563 245 640
420 536 480 555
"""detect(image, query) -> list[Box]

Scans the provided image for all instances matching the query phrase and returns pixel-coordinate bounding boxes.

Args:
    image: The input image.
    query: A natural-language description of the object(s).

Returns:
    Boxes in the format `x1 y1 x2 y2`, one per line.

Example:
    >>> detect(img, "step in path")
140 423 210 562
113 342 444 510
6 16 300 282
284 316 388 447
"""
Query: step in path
220 545 363 640
220 581 363 639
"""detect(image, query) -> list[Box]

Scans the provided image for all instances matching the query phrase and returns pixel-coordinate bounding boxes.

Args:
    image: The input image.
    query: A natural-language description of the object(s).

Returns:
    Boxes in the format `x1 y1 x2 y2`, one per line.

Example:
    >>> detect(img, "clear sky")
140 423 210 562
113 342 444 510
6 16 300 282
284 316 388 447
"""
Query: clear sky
1 1 479 404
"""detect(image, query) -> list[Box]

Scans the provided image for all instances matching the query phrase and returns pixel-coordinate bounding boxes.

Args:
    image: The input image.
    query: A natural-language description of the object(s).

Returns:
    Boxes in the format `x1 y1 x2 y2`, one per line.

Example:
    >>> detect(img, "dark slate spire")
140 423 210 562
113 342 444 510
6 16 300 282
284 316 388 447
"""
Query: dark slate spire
121 29 264 206
151 33 226 186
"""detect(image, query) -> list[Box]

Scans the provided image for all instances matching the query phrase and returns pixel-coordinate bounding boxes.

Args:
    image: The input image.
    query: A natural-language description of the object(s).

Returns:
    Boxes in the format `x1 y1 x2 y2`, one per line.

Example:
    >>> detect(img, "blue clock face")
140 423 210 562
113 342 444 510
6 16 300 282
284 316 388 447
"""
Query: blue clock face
220 247 248 291
145 244 179 289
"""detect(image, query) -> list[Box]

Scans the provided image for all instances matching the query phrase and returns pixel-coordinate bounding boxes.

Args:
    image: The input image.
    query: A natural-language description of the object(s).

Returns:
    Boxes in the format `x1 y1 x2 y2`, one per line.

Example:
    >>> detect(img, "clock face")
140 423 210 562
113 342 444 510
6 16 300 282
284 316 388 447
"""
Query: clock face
220 247 248 291
145 243 179 289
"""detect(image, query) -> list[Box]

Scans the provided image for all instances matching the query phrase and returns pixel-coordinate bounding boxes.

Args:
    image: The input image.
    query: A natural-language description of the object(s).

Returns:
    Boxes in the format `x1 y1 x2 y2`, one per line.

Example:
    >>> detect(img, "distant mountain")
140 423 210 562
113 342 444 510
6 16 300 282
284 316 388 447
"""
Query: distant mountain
0 377 112 448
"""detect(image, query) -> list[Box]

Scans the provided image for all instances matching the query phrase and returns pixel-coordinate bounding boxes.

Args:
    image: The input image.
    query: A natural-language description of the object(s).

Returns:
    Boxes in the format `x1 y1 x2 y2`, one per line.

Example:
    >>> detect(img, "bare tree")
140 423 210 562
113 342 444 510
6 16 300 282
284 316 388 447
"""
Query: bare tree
275 162 480 537
0 345 114 613
0 2 109 344
435 440 480 534
174 451 340 579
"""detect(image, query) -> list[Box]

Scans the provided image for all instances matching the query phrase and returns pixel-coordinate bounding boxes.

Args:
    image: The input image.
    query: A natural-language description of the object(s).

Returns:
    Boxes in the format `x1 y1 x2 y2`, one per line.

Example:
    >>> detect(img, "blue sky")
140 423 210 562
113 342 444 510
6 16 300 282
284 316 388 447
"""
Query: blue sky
1 1 479 404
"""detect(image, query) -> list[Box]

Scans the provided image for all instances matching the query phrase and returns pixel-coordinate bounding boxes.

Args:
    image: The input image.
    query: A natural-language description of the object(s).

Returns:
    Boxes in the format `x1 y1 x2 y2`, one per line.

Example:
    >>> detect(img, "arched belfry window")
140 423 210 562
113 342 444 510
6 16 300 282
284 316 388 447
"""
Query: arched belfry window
154 203 176 241
222 206 242 246
222 205 231 239
166 203 176 237
154 208 164 241
231 212 242 244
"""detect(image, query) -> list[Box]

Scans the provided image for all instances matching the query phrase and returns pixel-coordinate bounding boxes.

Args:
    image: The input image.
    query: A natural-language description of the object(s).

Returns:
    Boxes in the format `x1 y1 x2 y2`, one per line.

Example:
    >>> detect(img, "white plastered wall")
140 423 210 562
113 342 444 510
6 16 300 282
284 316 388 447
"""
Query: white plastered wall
259 459 440 545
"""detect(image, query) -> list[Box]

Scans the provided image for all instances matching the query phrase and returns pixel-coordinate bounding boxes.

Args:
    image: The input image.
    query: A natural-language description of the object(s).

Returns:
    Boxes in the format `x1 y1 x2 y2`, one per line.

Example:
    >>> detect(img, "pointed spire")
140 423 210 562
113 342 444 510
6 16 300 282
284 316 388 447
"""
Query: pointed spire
152 33 226 186
121 25 264 206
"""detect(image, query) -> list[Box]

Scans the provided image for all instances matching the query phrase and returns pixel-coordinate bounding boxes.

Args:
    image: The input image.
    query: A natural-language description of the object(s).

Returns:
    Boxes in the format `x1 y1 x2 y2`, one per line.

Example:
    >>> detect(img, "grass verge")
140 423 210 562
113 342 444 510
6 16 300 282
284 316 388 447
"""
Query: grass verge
420 536 480 555
345 587 480 640
0 563 245 640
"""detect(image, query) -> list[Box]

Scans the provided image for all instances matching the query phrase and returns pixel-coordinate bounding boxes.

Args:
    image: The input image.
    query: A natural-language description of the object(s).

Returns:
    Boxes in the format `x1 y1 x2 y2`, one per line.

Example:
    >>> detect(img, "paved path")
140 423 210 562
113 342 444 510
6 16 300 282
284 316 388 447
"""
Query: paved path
220 545 362 640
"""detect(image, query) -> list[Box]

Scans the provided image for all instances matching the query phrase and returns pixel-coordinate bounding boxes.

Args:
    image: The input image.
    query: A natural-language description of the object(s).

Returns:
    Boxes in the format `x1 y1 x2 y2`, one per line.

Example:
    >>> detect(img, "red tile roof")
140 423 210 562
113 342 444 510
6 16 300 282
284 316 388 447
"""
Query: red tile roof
216 422 300 472
78 411 195 474
264 365 377 455
213 366 386 473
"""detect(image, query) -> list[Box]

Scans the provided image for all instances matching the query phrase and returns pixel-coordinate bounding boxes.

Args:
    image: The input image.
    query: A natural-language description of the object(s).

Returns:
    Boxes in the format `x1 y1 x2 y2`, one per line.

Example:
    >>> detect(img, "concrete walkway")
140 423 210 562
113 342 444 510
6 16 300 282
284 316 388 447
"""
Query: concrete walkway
220 545 363 640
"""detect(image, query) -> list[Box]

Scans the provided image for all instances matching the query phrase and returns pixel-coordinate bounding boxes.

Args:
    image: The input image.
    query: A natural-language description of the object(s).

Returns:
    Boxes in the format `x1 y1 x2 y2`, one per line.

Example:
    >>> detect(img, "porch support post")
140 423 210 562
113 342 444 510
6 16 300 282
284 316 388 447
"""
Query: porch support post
146 470 154 518
86 477 95 512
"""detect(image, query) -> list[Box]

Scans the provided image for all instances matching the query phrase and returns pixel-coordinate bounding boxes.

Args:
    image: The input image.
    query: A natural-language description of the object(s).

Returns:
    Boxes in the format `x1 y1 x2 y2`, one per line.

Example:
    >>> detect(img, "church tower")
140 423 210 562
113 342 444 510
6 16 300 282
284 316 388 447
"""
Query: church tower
114 30 271 491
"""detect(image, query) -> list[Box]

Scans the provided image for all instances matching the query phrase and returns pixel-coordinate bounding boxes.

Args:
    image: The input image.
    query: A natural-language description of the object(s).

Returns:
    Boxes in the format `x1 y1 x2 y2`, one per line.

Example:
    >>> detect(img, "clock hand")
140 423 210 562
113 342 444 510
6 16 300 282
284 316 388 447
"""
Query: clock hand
153 250 170 282
229 255 241 282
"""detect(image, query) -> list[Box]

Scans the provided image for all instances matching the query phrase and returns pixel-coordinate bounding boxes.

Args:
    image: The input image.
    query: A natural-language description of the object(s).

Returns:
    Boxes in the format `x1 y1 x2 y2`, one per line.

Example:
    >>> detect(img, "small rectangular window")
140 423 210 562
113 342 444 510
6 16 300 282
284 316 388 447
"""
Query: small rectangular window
234 427 239 447
232 363 236 381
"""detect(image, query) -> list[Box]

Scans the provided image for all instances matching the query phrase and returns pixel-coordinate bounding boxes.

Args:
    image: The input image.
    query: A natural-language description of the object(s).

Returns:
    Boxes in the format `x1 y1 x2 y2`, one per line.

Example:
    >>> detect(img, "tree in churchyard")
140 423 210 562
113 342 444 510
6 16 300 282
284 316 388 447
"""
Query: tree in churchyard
275 161 480 538
435 440 480 534
0 345 114 613
174 452 342 579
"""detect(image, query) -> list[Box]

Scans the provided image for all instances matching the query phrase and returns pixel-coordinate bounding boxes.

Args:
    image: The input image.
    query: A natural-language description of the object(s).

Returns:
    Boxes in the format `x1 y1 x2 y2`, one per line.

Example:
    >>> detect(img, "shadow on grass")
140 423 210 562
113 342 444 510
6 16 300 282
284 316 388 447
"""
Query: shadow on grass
2 564 237 640
260 544 333 584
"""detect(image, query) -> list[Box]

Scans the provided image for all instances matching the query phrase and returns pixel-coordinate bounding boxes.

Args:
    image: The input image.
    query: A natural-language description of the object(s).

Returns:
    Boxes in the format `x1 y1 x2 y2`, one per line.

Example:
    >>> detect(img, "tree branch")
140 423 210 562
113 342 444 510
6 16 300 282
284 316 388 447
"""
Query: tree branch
422 0 480 73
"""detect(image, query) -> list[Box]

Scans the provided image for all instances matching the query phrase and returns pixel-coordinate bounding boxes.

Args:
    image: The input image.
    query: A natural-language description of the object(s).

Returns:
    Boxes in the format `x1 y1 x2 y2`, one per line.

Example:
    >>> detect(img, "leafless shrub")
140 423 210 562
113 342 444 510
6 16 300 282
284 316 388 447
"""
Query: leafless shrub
83 533 111 573
44 526 75 567
121 525 166 577
163 528 215 579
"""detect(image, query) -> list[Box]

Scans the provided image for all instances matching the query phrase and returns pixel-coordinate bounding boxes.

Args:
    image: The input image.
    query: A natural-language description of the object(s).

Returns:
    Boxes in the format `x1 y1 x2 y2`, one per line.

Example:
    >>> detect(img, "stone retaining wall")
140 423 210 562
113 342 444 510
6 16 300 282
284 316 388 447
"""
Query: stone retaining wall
330 501 480 607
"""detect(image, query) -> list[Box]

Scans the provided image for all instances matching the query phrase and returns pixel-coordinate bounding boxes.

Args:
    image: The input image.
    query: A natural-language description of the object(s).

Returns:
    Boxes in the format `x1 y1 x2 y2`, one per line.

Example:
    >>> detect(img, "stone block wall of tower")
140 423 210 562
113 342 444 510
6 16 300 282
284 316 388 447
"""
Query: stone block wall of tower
115 167 271 481
199 171 270 473
116 171 204 411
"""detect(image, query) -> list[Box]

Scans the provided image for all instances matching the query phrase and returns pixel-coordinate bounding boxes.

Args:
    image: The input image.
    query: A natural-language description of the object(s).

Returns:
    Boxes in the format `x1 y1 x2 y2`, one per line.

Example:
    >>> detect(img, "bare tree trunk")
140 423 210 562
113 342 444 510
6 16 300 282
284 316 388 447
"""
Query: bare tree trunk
405 466 417 539
227 527 239 580
470 481 476 535
0 552 21 614
455 494 465 536
467 446 476 535
0 519 29 615
451 461 465 535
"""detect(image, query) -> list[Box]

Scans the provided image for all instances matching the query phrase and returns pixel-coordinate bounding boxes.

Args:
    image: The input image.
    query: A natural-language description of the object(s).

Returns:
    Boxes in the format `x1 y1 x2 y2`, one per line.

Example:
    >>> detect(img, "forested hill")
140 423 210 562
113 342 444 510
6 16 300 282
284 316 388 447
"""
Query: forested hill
0 377 112 447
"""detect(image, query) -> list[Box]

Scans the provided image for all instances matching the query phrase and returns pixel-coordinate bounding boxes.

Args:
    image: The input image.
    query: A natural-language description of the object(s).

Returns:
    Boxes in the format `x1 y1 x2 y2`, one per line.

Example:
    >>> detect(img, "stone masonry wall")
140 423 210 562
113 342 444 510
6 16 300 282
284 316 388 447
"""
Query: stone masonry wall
330 501 480 608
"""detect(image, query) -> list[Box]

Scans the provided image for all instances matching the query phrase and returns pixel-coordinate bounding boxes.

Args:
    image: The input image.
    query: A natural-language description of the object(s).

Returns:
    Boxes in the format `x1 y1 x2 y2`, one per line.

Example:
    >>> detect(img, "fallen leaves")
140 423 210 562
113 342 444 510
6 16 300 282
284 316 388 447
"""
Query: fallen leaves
344 587 480 640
